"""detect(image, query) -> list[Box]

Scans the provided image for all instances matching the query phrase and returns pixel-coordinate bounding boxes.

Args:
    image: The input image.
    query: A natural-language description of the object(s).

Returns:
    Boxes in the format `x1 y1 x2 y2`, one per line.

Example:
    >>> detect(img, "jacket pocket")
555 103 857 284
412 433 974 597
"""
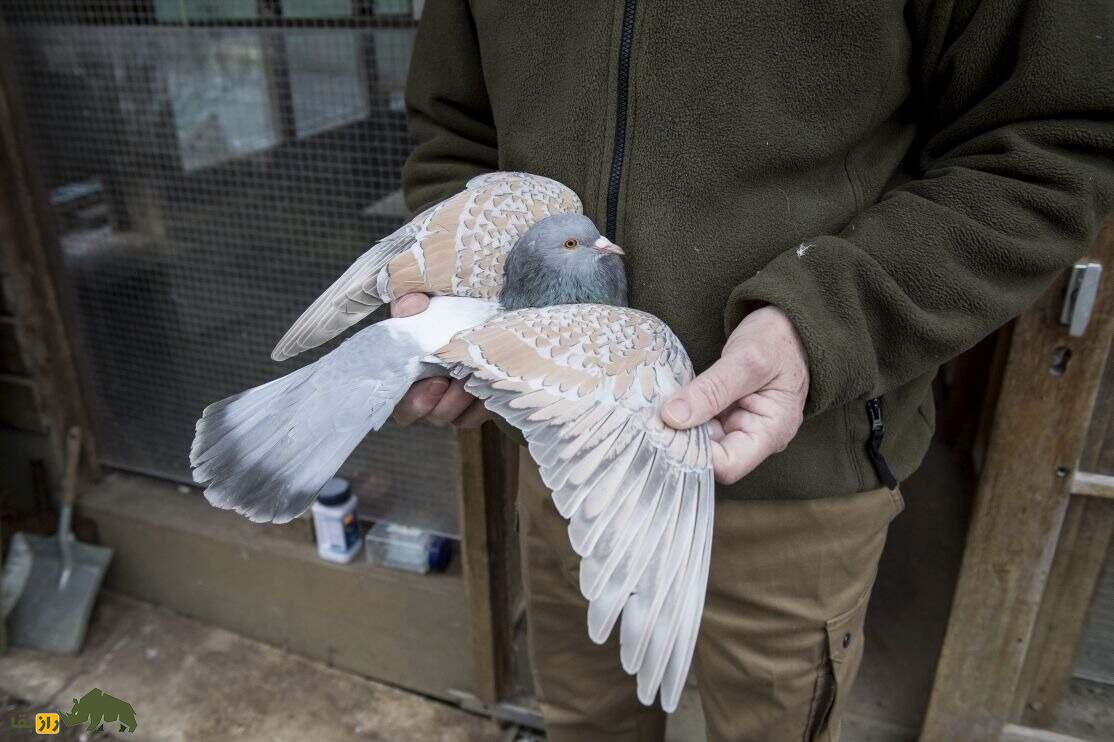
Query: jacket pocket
806 586 873 741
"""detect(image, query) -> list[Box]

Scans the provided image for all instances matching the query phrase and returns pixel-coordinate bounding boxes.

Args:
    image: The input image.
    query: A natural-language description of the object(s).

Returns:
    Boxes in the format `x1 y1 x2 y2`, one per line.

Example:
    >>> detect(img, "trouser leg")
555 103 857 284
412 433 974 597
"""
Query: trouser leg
695 486 904 742
516 451 667 742
517 446 901 742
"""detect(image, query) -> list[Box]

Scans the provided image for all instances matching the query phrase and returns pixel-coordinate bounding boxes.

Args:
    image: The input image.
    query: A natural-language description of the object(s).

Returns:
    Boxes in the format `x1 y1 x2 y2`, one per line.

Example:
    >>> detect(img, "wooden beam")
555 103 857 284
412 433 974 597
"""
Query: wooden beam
455 423 517 704
1014 495 1114 726
1015 284 1114 726
258 0 299 142
0 18 100 485
1070 470 1114 499
1000 723 1091 742
921 220 1114 741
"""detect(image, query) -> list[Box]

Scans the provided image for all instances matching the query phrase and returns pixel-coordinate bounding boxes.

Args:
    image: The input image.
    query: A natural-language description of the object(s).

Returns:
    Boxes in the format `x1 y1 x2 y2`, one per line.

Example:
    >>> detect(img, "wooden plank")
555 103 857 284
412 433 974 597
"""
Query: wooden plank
0 373 45 432
1014 223 1114 728
0 17 99 482
258 0 299 142
1000 723 1090 742
972 325 1014 476
1071 470 1114 499
921 221 1114 741
0 316 26 374
455 423 517 704
1079 346 1113 475
1014 495 1114 726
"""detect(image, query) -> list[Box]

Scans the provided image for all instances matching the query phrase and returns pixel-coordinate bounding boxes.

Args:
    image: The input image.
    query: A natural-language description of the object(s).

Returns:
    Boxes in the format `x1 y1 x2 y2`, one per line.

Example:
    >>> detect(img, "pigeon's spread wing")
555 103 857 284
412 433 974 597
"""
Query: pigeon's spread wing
271 172 580 361
433 305 714 712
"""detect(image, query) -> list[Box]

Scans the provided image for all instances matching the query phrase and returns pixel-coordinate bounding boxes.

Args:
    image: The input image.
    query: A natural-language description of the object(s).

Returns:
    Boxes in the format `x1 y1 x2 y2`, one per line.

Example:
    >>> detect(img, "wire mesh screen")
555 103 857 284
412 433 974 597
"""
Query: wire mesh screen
3 0 464 537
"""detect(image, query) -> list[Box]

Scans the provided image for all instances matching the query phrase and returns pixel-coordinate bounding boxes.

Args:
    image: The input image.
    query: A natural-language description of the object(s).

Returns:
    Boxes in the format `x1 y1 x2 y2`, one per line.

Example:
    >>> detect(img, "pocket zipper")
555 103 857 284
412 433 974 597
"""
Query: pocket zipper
865 397 898 490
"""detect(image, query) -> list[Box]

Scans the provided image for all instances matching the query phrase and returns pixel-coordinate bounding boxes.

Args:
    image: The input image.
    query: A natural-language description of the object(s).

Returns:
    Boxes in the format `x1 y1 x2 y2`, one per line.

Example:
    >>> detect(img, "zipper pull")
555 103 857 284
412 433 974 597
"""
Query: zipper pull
865 397 899 490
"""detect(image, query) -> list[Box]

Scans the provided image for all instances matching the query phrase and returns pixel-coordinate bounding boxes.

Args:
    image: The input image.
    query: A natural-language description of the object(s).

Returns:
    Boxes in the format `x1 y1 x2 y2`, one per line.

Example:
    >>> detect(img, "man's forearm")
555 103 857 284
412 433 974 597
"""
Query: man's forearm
728 0 1114 417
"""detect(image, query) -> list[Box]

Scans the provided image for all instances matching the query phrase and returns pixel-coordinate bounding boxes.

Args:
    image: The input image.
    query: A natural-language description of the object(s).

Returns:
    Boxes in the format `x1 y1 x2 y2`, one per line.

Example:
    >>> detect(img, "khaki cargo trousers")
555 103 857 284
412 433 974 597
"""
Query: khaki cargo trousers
516 452 903 742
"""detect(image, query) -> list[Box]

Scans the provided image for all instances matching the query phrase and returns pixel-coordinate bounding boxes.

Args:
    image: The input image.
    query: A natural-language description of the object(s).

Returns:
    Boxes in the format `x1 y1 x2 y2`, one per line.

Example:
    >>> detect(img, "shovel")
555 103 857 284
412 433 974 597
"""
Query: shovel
5 427 112 654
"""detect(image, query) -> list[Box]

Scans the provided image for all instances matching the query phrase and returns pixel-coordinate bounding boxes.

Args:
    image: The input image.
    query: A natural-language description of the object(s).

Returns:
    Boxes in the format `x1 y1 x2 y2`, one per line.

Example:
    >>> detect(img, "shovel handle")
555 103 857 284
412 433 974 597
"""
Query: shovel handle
60 426 83 510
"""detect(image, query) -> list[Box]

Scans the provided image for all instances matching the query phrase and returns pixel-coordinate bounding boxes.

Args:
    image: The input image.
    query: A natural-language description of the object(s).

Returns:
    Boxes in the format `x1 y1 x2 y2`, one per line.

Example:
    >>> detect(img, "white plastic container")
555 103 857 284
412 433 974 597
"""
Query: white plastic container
365 522 451 574
310 478 361 563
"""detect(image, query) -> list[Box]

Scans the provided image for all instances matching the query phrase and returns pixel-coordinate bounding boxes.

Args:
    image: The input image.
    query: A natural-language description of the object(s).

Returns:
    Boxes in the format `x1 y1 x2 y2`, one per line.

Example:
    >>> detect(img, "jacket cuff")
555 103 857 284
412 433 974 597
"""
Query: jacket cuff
726 237 865 418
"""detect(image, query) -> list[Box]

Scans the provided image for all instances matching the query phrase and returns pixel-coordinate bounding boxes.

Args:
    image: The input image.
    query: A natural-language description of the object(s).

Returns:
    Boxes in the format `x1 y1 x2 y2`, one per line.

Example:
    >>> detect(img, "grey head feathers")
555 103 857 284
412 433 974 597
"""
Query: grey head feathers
501 213 628 311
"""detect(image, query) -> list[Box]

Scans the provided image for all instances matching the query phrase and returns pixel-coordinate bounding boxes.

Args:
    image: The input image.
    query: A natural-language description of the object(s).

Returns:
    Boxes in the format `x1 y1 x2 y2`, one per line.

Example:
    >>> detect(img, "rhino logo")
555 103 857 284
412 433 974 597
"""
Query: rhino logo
61 688 137 732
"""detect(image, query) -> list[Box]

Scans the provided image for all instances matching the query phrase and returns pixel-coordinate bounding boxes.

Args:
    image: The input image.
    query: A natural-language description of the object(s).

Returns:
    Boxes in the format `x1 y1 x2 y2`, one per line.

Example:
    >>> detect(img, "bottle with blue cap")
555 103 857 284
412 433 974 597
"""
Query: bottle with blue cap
365 522 452 575
311 477 361 563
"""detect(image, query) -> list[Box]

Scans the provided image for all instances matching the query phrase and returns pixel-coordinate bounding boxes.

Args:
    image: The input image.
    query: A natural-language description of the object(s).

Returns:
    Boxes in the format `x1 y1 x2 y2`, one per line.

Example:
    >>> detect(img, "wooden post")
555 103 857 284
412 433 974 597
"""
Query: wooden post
0 18 99 486
1016 325 1114 726
258 0 299 143
455 422 518 705
1015 496 1114 725
921 220 1114 741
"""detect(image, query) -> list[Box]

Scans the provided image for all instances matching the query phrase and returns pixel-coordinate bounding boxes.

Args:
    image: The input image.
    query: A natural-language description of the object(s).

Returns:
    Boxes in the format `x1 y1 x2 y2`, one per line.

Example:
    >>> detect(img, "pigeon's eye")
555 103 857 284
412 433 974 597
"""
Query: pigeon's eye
564 239 578 250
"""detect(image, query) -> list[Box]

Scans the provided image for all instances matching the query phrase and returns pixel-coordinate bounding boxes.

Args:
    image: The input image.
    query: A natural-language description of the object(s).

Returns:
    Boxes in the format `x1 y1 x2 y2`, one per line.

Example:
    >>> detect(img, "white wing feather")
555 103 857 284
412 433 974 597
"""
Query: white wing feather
434 304 714 712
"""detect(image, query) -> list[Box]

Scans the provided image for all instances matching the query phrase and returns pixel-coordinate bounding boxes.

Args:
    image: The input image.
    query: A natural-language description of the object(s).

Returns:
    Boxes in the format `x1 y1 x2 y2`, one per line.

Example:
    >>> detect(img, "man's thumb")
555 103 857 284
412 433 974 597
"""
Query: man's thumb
661 356 756 430
391 292 430 318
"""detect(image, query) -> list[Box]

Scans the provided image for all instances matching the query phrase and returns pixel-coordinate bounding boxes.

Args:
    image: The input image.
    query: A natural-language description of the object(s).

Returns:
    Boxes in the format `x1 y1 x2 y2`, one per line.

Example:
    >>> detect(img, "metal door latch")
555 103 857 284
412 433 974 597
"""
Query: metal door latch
1060 261 1103 337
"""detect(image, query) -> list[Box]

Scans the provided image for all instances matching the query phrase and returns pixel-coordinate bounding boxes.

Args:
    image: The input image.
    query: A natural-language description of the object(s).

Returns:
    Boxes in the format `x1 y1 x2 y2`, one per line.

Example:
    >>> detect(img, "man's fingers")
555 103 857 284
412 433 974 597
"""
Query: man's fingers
391 292 430 318
662 352 768 430
711 428 781 485
710 396 803 484
392 377 449 426
706 416 725 443
453 399 493 429
425 378 477 426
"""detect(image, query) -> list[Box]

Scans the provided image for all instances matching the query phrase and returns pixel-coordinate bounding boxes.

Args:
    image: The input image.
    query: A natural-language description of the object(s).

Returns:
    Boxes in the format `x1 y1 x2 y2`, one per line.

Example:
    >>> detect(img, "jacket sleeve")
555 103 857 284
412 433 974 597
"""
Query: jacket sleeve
727 0 1114 417
402 0 499 212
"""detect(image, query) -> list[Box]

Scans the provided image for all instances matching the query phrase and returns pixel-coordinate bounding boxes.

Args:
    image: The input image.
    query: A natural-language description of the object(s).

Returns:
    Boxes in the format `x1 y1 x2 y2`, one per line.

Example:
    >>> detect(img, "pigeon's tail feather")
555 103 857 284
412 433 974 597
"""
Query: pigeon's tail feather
192 325 422 523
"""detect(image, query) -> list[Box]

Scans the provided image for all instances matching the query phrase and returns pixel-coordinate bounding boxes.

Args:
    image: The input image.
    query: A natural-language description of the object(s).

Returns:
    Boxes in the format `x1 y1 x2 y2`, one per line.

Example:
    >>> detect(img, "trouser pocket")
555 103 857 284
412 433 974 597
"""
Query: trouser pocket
806 585 873 741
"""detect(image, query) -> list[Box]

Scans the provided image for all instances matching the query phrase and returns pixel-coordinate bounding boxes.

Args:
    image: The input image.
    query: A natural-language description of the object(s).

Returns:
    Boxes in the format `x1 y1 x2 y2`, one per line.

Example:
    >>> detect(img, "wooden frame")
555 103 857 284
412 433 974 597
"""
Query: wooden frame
455 424 518 705
922 219 1114 740
0 18 98 489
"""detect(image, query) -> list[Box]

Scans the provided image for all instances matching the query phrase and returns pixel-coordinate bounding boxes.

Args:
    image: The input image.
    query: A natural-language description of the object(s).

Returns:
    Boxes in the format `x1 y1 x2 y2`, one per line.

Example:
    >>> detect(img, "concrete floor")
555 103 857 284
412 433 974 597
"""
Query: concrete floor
2 444 1111 741
0 593 502 741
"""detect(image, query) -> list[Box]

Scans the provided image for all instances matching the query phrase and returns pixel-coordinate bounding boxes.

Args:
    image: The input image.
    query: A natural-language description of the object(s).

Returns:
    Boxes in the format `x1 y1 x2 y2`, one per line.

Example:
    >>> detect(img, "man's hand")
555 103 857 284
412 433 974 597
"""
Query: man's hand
390 292 492 429
661 306 809 484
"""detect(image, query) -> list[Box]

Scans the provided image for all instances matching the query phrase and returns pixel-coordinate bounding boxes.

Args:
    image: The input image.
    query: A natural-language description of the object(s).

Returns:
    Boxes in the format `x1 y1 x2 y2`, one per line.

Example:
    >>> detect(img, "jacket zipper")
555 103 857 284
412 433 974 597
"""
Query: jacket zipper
604 0 638 241
866 397 899 490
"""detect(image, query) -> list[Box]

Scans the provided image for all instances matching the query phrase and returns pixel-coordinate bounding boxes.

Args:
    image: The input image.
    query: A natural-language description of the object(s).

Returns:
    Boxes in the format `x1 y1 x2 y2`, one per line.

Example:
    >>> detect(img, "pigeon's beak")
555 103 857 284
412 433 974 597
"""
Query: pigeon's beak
592 236 625 255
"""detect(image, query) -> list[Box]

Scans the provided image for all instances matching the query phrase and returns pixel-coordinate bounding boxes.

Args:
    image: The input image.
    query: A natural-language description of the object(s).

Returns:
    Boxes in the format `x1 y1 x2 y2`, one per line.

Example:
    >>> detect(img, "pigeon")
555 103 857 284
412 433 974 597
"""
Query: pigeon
190 172 714 712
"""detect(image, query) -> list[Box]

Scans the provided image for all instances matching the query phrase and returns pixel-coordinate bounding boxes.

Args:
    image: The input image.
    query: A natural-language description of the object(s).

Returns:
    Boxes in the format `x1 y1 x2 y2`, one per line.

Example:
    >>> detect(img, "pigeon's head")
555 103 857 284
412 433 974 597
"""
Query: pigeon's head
501 213 629 311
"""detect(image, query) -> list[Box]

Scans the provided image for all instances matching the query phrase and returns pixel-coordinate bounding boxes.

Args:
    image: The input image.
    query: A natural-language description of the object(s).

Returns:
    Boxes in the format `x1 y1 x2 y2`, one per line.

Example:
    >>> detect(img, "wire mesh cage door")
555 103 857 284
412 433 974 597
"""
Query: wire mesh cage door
1 0 464 538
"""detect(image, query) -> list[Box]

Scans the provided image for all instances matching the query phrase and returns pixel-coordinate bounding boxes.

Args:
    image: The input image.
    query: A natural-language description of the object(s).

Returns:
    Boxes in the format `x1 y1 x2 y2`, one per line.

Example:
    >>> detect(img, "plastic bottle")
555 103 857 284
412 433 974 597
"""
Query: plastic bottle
365 522 452 574
310 478 361 563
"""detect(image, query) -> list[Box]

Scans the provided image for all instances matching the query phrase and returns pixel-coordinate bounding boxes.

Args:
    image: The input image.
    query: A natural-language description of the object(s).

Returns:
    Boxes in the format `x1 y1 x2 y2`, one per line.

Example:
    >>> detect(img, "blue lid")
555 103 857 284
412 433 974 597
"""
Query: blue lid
427 537 452 572
316 477 351 507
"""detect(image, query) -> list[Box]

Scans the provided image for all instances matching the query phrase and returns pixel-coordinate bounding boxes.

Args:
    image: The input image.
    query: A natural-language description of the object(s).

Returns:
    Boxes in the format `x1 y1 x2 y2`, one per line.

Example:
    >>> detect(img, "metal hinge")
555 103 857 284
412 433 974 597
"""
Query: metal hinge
1060 261 1103 337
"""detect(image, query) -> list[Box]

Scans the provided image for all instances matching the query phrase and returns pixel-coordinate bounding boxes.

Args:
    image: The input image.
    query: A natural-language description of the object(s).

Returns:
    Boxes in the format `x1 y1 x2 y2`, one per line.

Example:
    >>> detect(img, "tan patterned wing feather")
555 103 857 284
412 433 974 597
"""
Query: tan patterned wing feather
383 172 582 301
433 305 715 712
271 172 581 361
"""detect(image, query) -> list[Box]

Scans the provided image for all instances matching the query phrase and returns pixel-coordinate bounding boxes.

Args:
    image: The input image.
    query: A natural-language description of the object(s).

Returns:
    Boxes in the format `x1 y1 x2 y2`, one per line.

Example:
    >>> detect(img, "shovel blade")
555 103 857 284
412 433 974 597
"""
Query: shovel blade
7 534 112 655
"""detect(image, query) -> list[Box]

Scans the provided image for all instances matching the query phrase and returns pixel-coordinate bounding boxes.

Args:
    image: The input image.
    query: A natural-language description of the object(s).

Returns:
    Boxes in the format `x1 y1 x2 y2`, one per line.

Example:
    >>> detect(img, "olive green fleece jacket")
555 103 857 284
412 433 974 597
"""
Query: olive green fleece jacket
402 0 1114 500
